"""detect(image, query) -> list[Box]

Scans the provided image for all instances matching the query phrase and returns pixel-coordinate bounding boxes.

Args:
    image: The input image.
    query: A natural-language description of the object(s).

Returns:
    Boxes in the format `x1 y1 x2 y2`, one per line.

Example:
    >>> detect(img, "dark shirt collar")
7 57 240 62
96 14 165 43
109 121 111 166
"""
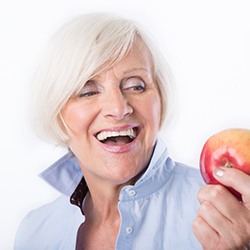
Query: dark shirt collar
70 177 88 214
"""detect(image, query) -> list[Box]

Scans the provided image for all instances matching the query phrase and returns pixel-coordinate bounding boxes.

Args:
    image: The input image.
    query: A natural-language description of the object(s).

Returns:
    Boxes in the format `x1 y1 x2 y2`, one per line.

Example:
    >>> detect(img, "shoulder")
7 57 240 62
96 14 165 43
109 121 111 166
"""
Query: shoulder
20 195 74 223
153 139 204 185
169 157 204 183
14 195 82 250
162 158 205 199
172 160 203 179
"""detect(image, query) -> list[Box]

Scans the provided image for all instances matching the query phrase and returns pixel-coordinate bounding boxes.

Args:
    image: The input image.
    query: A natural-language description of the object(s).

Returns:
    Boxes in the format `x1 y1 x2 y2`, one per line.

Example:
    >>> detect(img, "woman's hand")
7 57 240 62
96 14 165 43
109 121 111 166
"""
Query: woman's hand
193 167 250 250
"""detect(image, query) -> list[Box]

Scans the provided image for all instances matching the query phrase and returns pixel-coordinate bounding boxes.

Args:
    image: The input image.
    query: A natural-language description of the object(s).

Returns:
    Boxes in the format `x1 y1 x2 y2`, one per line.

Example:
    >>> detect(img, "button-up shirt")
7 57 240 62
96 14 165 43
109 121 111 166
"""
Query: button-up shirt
14 139 204 249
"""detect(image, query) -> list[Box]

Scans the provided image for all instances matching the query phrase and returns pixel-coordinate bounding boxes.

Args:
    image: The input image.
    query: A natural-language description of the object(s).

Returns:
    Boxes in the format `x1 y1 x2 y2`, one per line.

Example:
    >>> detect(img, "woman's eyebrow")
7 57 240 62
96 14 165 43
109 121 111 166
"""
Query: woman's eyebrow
123 67 150 75
89 68 151 82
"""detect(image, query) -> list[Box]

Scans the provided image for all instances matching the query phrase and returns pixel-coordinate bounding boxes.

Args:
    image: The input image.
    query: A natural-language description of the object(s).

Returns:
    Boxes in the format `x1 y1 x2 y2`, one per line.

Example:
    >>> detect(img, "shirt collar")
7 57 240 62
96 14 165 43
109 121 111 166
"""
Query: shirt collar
40 138 168 212
39 153 83 197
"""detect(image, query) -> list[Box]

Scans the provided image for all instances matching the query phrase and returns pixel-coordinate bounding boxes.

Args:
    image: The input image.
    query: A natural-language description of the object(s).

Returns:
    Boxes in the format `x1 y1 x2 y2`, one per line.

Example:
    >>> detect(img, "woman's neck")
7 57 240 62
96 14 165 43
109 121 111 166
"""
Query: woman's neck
82 173 128 223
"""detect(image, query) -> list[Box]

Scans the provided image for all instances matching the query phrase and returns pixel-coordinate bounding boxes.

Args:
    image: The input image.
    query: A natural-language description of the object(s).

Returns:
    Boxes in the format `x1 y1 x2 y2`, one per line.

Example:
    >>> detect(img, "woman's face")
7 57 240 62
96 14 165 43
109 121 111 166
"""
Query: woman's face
62 40 162 186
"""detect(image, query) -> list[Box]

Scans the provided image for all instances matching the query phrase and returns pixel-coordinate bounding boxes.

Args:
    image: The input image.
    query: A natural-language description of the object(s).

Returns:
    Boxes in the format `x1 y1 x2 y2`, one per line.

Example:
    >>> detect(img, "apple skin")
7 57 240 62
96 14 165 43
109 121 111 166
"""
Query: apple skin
200 128 250 201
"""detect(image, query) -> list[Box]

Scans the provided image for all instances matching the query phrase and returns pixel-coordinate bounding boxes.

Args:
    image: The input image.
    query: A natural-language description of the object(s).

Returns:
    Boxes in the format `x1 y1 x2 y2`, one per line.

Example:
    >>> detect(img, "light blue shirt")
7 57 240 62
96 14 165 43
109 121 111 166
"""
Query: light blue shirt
15 139 204 249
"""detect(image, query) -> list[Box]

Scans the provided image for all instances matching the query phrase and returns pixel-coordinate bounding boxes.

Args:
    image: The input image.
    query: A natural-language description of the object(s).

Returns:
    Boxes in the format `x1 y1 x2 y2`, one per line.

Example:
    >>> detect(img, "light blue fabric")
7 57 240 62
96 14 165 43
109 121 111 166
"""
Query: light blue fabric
14 139 204 249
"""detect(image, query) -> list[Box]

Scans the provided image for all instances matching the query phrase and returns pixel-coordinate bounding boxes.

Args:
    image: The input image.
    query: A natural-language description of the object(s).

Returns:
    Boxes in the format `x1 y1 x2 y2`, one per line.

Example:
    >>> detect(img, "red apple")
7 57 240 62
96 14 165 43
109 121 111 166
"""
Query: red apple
200 128 250 200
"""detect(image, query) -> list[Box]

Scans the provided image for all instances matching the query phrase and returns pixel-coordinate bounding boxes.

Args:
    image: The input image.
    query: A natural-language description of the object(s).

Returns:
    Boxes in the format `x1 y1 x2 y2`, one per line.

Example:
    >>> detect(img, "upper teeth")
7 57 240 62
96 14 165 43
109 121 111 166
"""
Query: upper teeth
97 128 136 141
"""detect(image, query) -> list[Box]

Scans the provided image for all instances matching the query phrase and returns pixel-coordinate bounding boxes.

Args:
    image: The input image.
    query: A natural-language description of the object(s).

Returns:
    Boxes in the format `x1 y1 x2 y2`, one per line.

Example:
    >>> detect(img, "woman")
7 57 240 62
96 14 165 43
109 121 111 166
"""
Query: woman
15 13 250 249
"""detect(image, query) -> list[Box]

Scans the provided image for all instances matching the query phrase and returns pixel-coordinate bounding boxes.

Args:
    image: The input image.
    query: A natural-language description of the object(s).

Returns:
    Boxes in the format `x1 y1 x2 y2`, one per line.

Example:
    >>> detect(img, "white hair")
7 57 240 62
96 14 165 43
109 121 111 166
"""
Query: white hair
30 12 173 146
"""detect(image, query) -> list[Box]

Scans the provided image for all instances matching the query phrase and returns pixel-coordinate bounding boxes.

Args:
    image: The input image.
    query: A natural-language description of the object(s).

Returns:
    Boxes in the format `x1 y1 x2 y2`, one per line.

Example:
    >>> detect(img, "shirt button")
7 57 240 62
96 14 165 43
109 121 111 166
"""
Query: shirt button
126 227 133 234
128 189 136 196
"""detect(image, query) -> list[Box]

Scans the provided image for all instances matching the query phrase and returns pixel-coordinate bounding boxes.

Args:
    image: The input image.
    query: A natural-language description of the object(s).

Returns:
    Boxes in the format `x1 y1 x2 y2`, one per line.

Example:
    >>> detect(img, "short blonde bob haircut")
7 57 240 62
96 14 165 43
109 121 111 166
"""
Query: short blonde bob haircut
31 12 173 146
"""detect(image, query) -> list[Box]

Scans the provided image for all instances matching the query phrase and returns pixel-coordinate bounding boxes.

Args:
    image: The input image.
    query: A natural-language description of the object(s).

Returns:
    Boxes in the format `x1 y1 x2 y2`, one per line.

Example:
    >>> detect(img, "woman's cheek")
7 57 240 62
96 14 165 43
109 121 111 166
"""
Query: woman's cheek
63 104 90 135
147 93 161 125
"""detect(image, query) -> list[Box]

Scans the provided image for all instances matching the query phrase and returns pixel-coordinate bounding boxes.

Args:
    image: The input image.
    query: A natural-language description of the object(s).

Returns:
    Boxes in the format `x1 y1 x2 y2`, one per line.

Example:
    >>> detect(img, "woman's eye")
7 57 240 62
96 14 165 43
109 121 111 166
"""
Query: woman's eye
122 78 146 93
132 85 145 91
79 91 98 97
78 82 100 98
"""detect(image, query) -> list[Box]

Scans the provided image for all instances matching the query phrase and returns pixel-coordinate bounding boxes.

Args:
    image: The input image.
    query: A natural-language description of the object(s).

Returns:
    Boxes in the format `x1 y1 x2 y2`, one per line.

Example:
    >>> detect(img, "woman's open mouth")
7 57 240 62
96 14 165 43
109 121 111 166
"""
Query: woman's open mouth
95 126 140 151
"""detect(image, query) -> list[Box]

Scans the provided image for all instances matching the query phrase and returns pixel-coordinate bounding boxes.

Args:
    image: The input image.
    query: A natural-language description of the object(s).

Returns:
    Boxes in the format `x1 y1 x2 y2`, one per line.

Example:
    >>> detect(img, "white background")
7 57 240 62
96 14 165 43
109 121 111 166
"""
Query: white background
1 0 250 248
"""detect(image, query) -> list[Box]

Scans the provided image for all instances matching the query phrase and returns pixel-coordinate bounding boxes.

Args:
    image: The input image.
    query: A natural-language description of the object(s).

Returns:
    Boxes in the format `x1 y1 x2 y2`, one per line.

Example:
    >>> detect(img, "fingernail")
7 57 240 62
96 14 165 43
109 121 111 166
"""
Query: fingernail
214 168 225 177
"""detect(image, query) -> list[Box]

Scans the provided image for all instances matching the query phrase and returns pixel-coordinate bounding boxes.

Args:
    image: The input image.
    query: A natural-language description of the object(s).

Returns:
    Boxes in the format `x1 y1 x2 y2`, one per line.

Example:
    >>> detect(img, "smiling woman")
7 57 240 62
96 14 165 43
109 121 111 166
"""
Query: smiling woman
14 12 250 250
61 39 162 189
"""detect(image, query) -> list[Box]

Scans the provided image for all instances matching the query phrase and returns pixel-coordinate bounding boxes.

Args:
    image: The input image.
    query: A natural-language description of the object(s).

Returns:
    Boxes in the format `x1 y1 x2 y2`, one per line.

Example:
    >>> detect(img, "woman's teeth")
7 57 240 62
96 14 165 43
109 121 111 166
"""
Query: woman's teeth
96 128 136 141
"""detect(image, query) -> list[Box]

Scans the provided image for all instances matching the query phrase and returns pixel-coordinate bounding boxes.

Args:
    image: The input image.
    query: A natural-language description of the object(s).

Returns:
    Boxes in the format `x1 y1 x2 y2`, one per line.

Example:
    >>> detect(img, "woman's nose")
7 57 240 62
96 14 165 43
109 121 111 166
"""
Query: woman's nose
101 88 133 120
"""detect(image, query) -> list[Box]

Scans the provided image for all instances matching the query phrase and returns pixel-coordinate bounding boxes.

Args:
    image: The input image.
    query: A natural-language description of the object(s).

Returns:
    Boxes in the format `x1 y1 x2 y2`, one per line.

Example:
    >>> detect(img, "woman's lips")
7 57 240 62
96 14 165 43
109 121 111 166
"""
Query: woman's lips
95 126 140 153
96 128 136 141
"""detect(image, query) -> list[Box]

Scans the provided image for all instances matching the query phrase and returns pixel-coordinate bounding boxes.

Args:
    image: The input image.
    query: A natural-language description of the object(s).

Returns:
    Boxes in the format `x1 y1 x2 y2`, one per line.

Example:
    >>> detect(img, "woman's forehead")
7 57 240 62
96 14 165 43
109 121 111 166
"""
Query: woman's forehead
93 41 153 78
